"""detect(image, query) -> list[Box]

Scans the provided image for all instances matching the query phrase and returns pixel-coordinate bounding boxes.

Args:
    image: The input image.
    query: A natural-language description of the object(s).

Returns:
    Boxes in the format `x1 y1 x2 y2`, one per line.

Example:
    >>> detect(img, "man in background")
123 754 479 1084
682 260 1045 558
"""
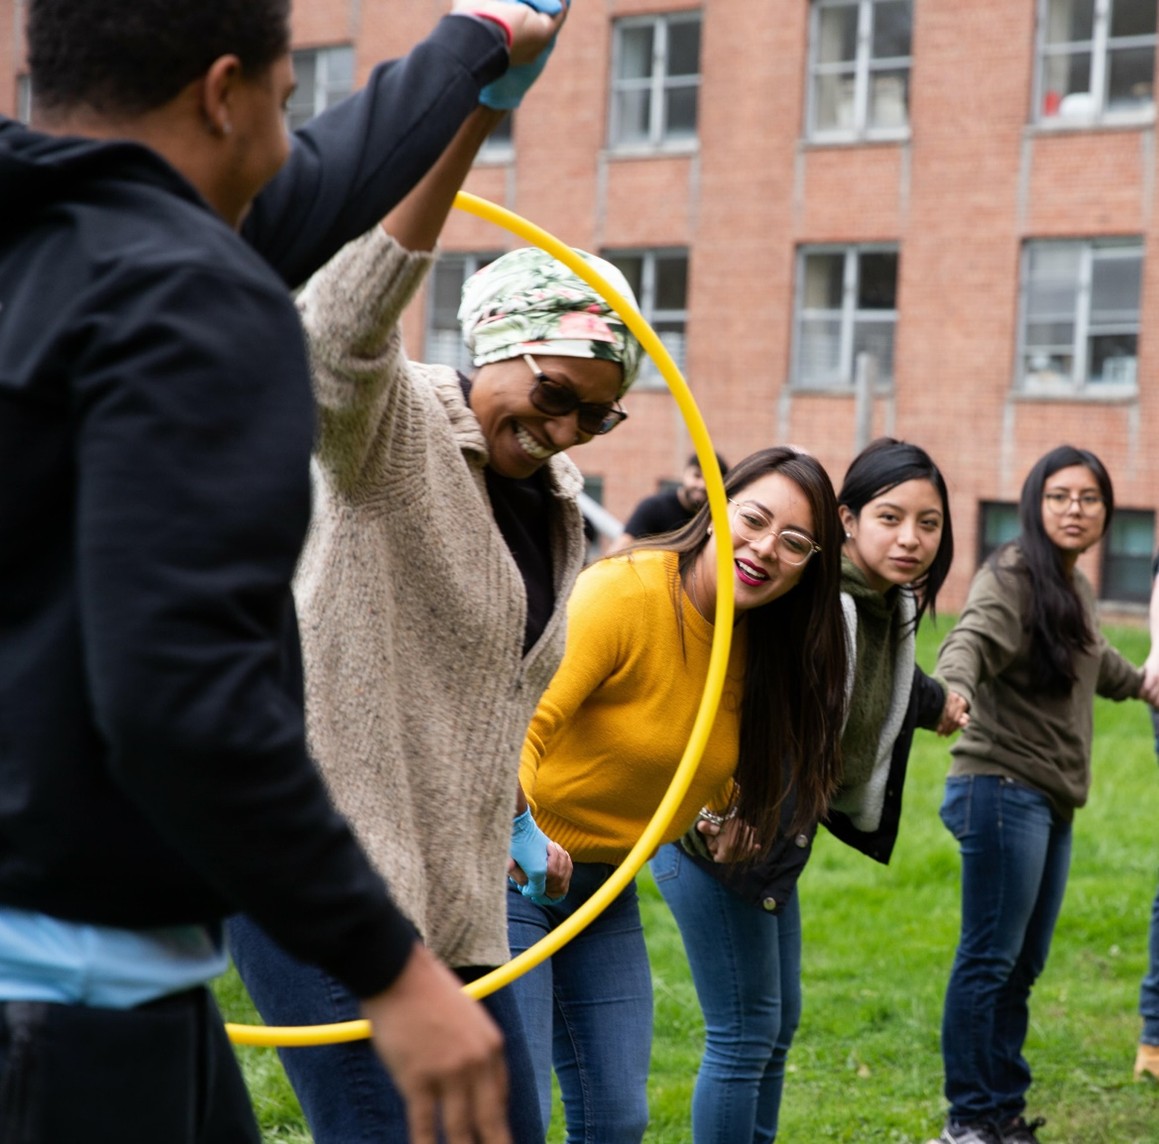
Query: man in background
611 450 729 550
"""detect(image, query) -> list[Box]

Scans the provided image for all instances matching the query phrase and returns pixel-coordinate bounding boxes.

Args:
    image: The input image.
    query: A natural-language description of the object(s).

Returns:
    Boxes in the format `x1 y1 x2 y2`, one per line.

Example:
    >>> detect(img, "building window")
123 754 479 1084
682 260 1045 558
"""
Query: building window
288 46 355 130
793 245 899 389
1101 508 1154 602
603 249 689 389
609 13 701 149
16 75 31 124
978 501 1020 567
1036 0 1156 124
423 252 503 373
1018 239 1142 392
807 0 913 140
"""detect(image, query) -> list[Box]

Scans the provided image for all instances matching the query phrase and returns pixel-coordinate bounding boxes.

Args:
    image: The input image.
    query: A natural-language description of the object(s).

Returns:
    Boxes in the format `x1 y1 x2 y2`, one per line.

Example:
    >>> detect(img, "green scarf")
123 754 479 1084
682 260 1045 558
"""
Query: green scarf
840 556 902 788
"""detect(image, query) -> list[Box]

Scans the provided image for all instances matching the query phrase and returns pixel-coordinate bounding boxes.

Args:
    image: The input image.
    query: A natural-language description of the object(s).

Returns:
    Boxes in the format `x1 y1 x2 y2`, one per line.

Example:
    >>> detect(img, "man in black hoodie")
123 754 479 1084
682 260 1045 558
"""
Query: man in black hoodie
0 1 563 1141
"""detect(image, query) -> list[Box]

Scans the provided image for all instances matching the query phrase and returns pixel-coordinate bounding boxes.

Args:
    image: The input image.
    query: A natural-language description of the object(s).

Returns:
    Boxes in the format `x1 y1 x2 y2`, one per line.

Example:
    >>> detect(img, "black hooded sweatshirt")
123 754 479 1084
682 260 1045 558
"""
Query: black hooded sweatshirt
0 15 506 1001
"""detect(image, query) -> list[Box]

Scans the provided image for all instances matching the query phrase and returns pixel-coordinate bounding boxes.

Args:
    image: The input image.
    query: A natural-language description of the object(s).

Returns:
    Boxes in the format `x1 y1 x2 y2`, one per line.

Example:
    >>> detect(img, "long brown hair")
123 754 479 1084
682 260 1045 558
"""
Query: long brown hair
627 447 847 841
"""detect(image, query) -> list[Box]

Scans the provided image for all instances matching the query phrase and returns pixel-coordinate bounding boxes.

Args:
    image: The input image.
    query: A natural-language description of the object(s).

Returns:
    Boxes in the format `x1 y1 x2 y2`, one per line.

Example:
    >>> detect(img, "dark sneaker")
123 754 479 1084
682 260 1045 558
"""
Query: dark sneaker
998 1116 1045 1143
928 1122 1003 1144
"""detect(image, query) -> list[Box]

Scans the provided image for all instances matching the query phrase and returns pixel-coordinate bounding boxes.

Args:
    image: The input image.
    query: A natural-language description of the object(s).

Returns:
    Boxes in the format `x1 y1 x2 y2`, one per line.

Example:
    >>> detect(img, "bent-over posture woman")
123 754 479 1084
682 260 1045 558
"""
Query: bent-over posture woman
653 436 963 1142
511 446 850 1141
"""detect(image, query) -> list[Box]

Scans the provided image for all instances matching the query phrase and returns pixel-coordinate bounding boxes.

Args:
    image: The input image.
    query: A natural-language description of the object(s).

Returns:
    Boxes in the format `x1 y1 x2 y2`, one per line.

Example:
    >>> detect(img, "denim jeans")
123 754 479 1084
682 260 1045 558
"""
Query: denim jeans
227 916 543 1144
0 987 259 1144
1140 712 1159 1044
651 843 802 1143
939 775 1072 1125
506 862 652 1143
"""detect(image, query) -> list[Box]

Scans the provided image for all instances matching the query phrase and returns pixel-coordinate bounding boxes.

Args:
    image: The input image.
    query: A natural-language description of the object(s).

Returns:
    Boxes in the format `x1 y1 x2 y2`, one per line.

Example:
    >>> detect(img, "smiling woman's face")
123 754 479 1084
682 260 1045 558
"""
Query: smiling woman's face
469 354 624 479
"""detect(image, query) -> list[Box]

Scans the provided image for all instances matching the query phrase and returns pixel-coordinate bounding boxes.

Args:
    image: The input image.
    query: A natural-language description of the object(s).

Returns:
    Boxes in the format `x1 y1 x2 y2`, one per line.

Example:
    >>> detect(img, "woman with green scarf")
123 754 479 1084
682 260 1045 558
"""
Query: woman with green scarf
653 436 964 1142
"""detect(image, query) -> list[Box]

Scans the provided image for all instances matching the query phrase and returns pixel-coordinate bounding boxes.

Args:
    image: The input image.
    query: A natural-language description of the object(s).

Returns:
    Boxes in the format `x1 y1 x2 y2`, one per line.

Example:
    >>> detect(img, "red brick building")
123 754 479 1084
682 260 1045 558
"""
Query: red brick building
6 0 1158 609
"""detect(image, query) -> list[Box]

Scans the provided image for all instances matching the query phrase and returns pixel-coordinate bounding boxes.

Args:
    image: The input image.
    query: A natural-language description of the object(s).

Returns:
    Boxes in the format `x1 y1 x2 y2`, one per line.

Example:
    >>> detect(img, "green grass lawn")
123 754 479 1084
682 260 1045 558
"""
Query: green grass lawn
215 621 1159 1142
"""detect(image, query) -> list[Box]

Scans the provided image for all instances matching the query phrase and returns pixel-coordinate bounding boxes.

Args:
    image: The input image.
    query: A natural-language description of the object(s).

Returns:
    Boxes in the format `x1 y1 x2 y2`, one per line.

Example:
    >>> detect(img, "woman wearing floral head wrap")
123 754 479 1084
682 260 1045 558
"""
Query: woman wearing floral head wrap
228 103 641 1144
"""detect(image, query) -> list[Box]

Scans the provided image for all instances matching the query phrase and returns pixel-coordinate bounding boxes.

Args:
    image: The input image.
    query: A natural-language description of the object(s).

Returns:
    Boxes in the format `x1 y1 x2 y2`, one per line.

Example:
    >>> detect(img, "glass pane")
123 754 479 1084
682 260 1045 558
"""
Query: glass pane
617 25 654 81
1109 510 1155 557
1091 251 1142 318
852 318 895 381
1026 319 1077 346
1026 245 1081 316
1110 0 1158 39
982 503 1020 548
814 71 858 130
1043 0 1095 44
1023 350 1074 385
1041 50 1093 116
654 257 689 310
665 86 699 136
872 0 913 59
1107 45 1156 109
613 90 652 144
802 253 845 309
797 317 844 386
288 52 317 129
609 255 644 298
858 252 899 309
326 46 355 89
667 19 702 77
431 260 467 323
656 323 687 372
1088 334 1138 383
816 4 859 65
870 70 910 128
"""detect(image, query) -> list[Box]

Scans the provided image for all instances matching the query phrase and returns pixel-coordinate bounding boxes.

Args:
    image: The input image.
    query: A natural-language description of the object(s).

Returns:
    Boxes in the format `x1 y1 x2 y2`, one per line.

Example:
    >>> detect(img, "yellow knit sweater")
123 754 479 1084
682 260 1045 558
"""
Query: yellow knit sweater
521 549 747 864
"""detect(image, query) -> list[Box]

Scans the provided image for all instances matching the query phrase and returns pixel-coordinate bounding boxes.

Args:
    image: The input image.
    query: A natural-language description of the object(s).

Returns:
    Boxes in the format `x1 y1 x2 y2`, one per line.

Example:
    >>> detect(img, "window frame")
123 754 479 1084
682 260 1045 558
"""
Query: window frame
16 74 31 124
978 500 1021 567
1015 237 1144 395
1033 0 1158 127
287 45 356 131
608 11 702 152
601 247 691 390
806 0 914 143
791 243 900 391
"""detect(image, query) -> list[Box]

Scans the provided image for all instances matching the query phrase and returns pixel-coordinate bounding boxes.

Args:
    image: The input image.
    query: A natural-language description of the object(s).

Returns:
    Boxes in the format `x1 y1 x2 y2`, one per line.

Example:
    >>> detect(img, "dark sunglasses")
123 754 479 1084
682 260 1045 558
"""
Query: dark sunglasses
523 354 628 437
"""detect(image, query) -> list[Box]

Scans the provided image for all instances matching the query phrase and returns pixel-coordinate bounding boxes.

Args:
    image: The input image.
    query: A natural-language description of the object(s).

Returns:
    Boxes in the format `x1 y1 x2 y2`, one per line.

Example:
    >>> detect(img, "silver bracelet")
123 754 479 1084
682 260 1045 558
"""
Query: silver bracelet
697 805 737 827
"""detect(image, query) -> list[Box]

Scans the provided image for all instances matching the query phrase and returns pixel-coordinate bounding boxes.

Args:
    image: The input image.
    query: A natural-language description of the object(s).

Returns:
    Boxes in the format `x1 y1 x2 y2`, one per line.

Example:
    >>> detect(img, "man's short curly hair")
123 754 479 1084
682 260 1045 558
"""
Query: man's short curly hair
28 0 292 117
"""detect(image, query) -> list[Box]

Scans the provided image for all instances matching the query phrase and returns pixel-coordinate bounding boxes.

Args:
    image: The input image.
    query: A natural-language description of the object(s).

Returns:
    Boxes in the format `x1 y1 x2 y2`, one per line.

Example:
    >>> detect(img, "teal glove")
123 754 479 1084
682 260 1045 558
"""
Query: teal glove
479 0 565 110
509 808 563 905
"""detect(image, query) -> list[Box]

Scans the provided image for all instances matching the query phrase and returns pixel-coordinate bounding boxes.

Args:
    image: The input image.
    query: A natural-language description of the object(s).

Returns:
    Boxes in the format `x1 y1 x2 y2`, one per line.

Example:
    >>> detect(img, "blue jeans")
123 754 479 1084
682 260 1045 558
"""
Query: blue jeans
227 916 543 1144
938 775 1071 1125
1140 712 1159 1044
651 843 802 1143
506 862 652 1143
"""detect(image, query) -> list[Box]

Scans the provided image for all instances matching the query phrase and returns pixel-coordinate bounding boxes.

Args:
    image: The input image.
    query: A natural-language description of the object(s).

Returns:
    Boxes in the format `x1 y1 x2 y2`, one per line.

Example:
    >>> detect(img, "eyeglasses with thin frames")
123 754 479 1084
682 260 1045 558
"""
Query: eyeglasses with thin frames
523 354 628 437
728 500 821 566
1042 490 1104 515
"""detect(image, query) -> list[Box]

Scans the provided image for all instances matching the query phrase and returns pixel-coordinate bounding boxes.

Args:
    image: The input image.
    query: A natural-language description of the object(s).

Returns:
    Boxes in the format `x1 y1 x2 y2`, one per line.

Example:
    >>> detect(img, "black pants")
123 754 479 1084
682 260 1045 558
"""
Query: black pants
0 987 260 1144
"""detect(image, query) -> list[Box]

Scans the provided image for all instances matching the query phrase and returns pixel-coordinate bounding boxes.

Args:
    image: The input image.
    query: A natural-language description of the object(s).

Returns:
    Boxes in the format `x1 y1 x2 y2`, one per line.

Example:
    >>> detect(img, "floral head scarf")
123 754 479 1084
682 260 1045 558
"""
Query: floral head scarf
458 247 644 396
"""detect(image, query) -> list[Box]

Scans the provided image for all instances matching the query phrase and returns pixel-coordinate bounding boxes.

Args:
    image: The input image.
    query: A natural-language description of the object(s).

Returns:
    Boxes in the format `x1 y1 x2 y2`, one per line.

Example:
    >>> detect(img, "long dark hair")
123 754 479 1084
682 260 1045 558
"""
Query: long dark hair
837 436 954 626
630 447 847 840
996 445 1114 695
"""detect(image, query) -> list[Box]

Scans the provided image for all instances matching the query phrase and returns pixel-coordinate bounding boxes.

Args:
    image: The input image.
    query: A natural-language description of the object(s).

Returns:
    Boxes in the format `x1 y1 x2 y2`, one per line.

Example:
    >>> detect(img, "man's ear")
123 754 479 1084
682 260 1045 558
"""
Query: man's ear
199 55 243 137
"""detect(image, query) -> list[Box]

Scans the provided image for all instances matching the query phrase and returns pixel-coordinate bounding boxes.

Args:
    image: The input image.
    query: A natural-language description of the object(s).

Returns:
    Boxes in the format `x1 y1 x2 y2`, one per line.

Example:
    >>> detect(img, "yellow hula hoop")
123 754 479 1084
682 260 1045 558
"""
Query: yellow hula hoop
226 192 735 1048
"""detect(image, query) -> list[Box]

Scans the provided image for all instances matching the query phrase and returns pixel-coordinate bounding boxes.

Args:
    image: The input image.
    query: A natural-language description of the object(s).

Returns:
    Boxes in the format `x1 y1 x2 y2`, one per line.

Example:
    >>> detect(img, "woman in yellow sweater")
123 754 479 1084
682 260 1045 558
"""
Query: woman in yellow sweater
510 446 849 1141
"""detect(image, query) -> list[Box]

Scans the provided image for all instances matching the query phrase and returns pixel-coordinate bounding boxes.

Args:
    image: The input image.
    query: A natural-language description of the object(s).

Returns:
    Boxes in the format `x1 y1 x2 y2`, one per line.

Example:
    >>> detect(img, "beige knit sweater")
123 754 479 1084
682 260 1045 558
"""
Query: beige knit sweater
295 227 586 968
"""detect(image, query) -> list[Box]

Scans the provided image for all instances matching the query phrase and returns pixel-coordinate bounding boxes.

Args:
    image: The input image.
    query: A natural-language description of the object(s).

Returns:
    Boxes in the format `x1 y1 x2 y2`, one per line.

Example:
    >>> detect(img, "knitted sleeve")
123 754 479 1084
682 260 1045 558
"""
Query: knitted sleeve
297 227 434 495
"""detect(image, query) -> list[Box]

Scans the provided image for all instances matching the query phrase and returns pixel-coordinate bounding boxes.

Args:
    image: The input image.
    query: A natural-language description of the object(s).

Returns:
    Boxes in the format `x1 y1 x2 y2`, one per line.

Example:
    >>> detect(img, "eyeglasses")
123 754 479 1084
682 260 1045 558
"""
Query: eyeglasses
1043 490 1104 515
728 500 821 566
523 354 628 437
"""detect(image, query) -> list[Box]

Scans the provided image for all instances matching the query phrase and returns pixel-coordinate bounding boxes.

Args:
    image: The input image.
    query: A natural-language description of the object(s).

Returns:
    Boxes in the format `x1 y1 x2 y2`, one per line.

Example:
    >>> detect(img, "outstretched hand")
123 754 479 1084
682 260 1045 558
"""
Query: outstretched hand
362 943 511 1144
936 689 970 736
